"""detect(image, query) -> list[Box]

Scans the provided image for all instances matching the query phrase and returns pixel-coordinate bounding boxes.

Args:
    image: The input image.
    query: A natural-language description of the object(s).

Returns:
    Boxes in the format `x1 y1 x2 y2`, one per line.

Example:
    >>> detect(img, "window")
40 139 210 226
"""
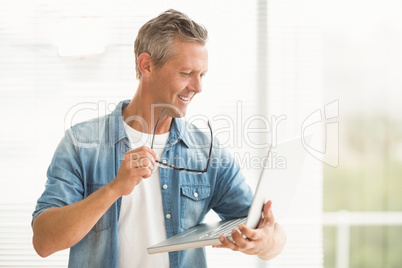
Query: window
0 0 323 267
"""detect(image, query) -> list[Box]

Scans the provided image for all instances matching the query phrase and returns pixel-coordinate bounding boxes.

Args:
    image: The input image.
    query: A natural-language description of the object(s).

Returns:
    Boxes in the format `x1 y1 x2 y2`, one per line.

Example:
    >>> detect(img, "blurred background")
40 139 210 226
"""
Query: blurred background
0 0 401 267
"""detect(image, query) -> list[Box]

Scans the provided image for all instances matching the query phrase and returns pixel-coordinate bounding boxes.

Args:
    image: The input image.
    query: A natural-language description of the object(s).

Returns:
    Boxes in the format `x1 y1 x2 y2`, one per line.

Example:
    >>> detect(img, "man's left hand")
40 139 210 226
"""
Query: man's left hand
213 200 286 261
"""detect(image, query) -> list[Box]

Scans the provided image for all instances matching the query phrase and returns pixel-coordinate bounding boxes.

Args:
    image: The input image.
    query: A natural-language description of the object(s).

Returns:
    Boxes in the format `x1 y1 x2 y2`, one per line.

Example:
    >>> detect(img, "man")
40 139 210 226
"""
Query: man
32 9 286 267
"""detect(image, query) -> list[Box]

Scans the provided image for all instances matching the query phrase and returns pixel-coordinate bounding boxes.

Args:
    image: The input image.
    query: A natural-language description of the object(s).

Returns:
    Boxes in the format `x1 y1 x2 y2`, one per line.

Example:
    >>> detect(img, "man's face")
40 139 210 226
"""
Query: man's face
149 39 208 118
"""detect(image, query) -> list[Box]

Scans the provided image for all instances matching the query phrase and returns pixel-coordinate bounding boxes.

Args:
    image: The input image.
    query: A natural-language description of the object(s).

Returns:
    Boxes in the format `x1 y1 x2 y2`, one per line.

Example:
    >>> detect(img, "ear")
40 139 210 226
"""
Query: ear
137 52 152 78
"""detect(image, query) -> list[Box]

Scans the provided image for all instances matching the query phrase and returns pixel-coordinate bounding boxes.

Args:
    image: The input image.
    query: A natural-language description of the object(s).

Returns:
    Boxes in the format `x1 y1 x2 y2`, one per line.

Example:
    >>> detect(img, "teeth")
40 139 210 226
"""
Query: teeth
178 95 189 101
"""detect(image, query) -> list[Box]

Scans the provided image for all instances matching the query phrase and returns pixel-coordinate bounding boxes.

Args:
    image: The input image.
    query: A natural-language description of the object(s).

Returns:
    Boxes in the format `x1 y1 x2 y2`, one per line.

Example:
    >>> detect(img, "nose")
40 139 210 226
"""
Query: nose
189 75 203 93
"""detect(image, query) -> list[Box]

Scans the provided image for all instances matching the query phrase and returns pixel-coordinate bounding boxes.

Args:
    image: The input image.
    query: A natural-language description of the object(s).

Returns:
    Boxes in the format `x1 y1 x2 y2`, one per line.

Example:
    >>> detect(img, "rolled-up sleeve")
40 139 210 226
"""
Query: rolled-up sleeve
211 145 254 220
32 128 84 225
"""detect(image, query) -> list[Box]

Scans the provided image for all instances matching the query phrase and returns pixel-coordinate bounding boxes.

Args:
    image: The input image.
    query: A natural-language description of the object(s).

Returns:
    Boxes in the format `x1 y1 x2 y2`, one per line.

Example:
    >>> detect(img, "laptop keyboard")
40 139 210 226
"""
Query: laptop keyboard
198 218 247 239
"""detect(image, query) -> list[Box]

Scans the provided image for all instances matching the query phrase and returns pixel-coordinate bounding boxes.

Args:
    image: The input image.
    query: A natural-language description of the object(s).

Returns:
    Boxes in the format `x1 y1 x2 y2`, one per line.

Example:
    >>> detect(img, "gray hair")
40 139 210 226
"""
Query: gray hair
134 9 208 78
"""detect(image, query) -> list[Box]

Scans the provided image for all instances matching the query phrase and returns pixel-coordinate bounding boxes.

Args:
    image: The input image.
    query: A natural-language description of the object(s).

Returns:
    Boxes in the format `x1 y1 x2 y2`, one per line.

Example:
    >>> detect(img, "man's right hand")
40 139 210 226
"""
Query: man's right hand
110 146 159 196
32 146 159 257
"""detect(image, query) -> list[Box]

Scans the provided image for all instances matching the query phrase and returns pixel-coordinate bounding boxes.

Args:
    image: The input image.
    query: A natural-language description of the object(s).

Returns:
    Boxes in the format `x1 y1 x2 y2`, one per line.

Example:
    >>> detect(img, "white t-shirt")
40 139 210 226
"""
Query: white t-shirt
118 122 170 267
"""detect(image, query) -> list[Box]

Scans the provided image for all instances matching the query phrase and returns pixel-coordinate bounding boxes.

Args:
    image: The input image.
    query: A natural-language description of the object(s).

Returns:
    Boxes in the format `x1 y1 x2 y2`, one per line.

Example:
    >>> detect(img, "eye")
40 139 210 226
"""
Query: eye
181 72 191 76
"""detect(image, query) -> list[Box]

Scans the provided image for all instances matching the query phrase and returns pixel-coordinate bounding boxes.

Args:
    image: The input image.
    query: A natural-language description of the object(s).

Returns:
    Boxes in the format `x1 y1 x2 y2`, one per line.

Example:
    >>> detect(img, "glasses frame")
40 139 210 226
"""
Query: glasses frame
150 109 213 174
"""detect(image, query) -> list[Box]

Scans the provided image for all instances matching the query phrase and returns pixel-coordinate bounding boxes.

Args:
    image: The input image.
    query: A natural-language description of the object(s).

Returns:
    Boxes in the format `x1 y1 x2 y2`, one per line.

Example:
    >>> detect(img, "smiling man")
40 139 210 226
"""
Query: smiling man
32 9 286 267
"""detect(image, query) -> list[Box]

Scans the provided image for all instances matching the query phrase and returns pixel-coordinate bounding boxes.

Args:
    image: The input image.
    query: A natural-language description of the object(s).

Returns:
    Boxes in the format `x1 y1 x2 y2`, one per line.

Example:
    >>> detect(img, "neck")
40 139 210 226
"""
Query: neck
122 87 172 134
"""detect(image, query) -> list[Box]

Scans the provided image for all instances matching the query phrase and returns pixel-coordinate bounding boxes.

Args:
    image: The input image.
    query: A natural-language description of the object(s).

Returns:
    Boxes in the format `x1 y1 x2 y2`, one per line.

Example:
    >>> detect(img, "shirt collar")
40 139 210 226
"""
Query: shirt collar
168 117 191 148
108 100 192 148
108 100 130 145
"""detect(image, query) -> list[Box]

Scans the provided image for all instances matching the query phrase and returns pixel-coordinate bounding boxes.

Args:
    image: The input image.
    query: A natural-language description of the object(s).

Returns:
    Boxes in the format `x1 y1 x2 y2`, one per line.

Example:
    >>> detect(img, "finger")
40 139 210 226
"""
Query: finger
125 151 141 161
212 241 225 249
135 166 153 178
263 200 275 225
238 224 261 241
136 157 155 168
218 236 239 251
127 159 153 171
230 228 252 249
135 146 159 161
127 154 156 170
126 151 156 165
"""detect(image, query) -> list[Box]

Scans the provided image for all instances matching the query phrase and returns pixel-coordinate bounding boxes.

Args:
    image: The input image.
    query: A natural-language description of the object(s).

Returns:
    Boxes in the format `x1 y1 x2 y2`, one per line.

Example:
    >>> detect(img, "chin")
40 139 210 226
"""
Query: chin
165 107 187 118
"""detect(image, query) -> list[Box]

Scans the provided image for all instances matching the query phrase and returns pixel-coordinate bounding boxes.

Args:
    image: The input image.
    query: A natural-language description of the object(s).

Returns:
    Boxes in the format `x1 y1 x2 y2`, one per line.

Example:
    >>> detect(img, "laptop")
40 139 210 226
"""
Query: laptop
147 136 310 254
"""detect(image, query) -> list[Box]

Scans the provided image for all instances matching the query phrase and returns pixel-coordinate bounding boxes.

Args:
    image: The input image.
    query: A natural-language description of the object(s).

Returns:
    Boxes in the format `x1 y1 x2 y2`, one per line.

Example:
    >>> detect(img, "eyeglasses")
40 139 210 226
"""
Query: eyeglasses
150 109 213 174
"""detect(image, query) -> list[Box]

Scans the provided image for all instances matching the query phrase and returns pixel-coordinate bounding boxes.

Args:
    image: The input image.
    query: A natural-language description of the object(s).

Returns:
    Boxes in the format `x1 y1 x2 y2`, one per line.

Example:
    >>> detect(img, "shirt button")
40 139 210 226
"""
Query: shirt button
194 192 198 198
162 159 167 164
165 214 171 219
163 184 168 190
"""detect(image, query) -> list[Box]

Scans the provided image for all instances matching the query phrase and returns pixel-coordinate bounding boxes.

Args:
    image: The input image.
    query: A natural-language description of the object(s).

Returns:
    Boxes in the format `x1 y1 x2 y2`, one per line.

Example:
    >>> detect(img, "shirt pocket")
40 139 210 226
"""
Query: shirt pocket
180 185 211 230
87 184 113 232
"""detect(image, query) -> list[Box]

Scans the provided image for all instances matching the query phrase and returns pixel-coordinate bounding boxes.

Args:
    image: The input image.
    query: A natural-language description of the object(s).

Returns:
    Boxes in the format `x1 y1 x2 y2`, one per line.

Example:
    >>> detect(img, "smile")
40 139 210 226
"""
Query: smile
177 95 190 102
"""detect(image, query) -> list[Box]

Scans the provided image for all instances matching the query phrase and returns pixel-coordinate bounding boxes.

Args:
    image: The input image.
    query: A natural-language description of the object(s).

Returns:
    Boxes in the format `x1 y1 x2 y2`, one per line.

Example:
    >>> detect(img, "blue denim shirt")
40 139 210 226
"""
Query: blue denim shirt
33 100 253 268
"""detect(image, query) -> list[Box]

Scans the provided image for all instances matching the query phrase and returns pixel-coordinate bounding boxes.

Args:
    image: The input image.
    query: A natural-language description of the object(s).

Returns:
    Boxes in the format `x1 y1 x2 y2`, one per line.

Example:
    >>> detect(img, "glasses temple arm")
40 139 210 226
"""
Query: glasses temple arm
151 108 166 149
